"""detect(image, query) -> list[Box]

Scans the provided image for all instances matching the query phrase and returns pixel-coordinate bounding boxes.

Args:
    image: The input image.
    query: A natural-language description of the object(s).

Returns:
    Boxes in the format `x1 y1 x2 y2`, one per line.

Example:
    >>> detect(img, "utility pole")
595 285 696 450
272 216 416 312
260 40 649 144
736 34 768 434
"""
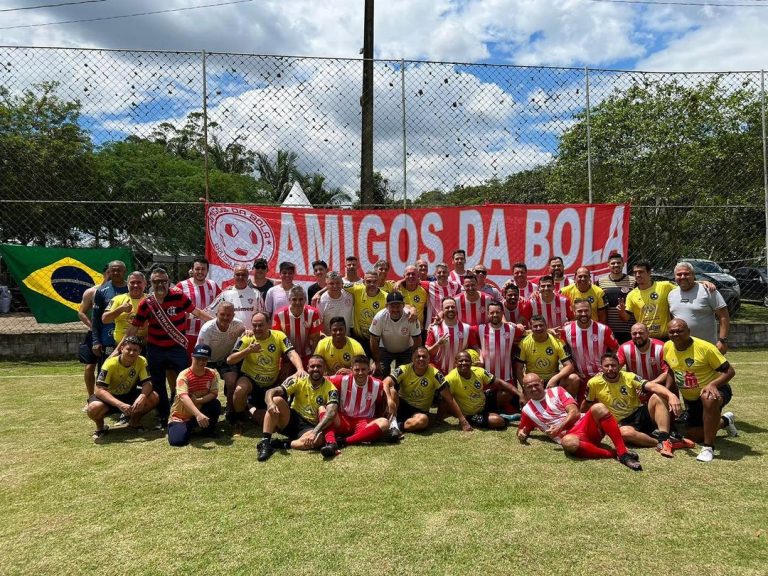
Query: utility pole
360 0 374 207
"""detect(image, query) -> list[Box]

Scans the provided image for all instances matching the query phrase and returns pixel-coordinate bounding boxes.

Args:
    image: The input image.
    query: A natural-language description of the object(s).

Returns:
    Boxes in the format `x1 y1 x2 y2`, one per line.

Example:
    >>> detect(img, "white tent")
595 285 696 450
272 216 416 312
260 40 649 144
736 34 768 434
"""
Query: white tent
281 181 312 207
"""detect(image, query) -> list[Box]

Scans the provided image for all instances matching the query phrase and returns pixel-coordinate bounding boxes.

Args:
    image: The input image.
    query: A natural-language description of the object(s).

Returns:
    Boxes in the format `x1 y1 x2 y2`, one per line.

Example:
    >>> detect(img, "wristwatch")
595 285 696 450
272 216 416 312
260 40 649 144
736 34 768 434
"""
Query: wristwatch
718 337 728 344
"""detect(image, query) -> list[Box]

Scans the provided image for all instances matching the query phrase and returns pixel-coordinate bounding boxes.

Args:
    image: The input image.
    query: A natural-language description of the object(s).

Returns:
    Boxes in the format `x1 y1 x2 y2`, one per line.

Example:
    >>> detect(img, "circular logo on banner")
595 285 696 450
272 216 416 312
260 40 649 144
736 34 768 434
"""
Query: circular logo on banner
208 206 275 268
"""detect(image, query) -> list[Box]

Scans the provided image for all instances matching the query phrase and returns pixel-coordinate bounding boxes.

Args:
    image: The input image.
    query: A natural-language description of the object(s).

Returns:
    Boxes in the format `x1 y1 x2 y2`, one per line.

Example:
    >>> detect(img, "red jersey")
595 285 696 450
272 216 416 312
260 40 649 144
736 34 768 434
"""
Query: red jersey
503 300 532 326
617 339 667 381
176 278 220 338
329 374 385 419
455 292 489 326
272 305 322 358
529 294 573 330
133 289 195 348
425 321 479 375
560 320 619 378
519 386 580 442
423 279 462 323
477 322 524 381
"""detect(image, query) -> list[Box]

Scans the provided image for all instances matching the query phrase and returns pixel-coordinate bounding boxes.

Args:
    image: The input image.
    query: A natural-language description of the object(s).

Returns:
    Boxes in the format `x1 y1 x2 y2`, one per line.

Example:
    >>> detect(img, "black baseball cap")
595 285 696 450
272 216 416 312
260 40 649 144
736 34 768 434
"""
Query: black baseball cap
191 344 212 359
386 292 405 304
253 258 268 269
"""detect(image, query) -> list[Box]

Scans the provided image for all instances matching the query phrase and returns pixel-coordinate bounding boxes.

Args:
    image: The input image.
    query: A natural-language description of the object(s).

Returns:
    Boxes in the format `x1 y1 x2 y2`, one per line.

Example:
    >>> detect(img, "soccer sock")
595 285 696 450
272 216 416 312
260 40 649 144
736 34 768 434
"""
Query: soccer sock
656 431 670 442
598 413 629 457
345 422 384 445
574 441 616 459
324 429 337 444
262 432 272 441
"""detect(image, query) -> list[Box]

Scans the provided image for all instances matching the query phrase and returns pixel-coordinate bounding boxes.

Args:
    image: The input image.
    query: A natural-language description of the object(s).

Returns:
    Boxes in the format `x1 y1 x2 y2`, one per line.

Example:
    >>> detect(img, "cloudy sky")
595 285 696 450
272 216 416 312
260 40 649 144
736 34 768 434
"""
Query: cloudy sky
3 0 767 197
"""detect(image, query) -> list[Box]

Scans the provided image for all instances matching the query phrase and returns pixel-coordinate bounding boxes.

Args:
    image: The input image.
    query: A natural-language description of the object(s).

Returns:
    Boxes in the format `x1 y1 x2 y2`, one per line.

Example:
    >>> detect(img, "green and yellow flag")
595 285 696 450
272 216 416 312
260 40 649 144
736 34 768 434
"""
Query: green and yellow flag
0 244 134 324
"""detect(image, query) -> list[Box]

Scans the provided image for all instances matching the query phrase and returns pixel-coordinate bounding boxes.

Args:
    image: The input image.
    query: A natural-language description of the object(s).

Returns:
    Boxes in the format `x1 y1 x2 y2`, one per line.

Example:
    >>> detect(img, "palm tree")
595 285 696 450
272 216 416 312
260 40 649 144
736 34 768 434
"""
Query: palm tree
298 173 353 207
255 149 301 203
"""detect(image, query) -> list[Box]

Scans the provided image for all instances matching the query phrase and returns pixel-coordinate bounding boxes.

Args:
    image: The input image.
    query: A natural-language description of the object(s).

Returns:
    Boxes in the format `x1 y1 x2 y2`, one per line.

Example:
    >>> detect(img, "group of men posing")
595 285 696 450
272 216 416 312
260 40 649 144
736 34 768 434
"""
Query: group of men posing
78 250 739 467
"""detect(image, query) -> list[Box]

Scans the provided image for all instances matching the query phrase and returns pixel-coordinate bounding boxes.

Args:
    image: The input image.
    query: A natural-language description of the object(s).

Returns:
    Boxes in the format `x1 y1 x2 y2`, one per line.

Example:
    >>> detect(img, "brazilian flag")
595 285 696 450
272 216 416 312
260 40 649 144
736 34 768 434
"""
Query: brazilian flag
0 244 133 324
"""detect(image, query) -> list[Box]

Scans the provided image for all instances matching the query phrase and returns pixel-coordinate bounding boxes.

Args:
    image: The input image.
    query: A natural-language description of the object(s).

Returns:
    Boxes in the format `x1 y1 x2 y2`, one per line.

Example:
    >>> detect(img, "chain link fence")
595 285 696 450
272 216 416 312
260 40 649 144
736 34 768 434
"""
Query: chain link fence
1 46 767 333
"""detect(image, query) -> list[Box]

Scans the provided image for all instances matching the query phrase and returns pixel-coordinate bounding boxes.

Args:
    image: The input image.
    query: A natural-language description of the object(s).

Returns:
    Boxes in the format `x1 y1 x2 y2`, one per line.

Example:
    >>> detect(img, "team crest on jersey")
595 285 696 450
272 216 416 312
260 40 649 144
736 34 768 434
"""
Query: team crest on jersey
620 386 628 395
546 347 554 355
650 292 659 300
247 298 253 304
343 352 351 361
474 380 482 389
268 343 276 353
621 287 629 293
420 377 429 387
373 301 380 309
592 335 599 342
400 327 409 335
588 296 595 303
167 307 177 316
685 358 694 367
413 295 421 302
128 368 136 378
315 395 325 406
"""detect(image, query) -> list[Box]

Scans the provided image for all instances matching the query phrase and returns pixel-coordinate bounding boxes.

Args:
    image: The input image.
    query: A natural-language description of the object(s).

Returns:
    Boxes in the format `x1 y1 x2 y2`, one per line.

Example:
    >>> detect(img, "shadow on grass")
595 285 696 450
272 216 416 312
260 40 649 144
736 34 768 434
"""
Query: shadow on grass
734 421 768 434
93 426 164 445
715 437 762 461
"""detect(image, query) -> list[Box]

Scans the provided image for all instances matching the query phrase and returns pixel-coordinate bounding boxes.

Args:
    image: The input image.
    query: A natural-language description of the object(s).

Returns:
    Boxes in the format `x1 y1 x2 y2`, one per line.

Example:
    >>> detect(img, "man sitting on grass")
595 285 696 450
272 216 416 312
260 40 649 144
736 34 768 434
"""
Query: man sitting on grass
168 344 221 447
517 373 643 471
86 336 159 440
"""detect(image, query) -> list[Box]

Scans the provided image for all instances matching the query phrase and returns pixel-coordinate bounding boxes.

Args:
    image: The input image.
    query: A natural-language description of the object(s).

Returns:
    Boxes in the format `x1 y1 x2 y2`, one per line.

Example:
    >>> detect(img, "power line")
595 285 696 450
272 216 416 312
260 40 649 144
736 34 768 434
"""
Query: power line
0 0 255 30
0 0 108 12
589 0 768 6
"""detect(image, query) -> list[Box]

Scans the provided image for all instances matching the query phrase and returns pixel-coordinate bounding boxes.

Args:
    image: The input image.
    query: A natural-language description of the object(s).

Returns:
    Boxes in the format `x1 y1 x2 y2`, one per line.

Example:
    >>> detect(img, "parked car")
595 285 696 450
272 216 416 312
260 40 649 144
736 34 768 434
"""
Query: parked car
652 259 741 315
731 267 768 306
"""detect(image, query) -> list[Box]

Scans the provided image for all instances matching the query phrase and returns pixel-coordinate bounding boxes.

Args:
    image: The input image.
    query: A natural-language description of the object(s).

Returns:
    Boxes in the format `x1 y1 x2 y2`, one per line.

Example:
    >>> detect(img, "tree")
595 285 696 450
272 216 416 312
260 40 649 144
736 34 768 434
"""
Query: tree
255 149 301 203
297 172 353 207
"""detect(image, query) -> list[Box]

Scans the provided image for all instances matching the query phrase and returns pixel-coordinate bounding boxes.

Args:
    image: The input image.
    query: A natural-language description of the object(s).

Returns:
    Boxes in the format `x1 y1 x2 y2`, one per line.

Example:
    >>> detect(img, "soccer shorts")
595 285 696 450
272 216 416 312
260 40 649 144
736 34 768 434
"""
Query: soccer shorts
78 331 98 364
684 383 733 428
397 399 428 422
619 405 656 435
336 413 374 435
565 411 603 445
88 387 141 415
281 409 316 440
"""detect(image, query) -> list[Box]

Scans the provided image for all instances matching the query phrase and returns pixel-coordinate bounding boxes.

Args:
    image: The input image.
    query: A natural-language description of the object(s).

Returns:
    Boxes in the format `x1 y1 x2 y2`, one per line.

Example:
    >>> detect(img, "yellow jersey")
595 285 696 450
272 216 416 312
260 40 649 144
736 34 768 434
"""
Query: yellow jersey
516 333 572 381
314 336 365 373
282 375 339 424
625 281 675 338
390 362 446 411
235 330 293 387
345 284 387 341
444 366 494 416
561 284 608 321
96 355 150 396
663 337 729 402
105 293 147 343
586 371 645 421
399 285 428 325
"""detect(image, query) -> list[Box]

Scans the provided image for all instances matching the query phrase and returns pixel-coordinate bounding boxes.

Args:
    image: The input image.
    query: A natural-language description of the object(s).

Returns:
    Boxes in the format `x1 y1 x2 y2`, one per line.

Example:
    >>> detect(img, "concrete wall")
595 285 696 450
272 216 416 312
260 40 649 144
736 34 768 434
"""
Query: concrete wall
1 324 767 360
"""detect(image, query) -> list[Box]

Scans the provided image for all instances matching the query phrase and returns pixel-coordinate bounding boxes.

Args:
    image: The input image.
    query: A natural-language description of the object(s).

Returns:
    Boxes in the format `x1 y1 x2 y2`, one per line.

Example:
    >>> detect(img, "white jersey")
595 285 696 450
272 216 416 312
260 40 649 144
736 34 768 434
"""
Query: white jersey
369 309 421 353
176 278 221 338
318 291 354 335
264 284 292 315
209 286 264 325
196 318 245 363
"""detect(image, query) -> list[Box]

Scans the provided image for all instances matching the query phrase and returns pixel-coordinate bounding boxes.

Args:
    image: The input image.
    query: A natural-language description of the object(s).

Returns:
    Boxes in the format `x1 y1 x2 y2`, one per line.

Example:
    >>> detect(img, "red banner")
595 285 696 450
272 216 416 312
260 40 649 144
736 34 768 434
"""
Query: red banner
205 203 630 288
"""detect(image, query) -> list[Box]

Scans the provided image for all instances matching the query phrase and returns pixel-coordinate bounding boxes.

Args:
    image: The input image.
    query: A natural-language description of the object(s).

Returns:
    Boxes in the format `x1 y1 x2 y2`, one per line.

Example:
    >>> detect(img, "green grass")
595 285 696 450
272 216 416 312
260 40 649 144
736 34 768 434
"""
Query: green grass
734 303 768 324
1 353 767 576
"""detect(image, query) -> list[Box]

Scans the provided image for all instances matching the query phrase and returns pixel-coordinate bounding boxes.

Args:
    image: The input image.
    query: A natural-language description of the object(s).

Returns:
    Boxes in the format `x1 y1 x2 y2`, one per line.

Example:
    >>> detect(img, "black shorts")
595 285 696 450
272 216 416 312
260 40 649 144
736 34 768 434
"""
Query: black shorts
281 409 315 440
397 399 428 422
465 390 500 428
88 388 141 415
684 383 733 428
619 405 656 435
78 331 98 364
239 374 273 409
209 360 238 377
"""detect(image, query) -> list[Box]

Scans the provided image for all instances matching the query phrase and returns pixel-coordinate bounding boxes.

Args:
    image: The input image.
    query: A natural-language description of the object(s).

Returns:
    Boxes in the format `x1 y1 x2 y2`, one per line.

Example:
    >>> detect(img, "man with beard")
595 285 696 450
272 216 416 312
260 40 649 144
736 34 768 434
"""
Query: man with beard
528 275 573 332
209 264 264 325
561 266 608 324
176 257 221 355
501 284 532 327
455 272 489 326
597 253 635 343
424 262 462 324
425 296 480 376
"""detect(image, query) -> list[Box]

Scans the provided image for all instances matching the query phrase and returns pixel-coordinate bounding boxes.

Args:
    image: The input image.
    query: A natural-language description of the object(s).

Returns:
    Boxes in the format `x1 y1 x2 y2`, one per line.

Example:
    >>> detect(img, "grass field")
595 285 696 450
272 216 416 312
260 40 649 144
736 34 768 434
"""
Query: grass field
1 354 767 576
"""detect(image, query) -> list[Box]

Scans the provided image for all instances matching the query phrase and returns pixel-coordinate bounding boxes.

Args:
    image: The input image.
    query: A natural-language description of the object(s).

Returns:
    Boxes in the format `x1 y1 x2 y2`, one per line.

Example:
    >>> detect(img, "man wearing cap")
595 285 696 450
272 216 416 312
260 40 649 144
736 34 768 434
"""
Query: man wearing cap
250 257 274 301
264 261 296 315
168 344 222 446
369 291 422 378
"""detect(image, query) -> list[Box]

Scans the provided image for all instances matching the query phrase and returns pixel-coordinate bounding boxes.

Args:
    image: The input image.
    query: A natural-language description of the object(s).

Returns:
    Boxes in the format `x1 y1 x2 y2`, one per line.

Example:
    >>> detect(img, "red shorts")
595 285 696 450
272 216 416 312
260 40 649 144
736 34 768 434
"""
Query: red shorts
565 411 604 445
336 414 374 435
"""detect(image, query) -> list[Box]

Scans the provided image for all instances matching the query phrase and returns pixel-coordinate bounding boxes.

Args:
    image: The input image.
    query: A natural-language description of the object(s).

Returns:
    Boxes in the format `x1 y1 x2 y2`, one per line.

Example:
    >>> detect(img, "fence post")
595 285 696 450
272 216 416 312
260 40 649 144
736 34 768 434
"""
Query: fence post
585 66 593 205
762 69 767 277
401 59 407 210
202 50 210 203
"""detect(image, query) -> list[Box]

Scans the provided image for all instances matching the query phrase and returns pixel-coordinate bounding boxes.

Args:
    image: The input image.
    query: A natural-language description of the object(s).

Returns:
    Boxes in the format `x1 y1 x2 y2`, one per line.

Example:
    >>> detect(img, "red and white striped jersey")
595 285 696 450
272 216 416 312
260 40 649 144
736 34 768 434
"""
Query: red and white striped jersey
503 300 532 326
519 387 580 442
449 270 467 285
425 321 479 375
272 305 322 357
617 339 667 381
552 277 572 294
477 322 524 381
455 292 489 326
176 278 221 338
529 294 573 330
329 374 384 419
423 280 462 323
516 280 538 301
560 320 619 378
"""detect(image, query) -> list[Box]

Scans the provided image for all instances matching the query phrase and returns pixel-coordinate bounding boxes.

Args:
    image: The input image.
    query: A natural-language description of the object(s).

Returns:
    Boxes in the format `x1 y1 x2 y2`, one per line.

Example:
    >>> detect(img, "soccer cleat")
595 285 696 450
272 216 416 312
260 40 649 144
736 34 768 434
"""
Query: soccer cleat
618 452 643 471
387 427 403 443
320 442 340 459
696 446 715 462
257 439 274 462
624 450 640 461
669 437 696 450
270 438 291 450
91 425 109 440
116 413 129 426
500 413 521 424
722 412 739 437
656 439 674 458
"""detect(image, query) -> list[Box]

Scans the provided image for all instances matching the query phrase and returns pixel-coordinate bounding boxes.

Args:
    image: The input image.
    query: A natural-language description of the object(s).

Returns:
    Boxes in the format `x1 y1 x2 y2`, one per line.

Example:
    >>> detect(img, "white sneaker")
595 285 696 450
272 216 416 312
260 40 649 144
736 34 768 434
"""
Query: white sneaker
722 412 739 437
696 446 715 462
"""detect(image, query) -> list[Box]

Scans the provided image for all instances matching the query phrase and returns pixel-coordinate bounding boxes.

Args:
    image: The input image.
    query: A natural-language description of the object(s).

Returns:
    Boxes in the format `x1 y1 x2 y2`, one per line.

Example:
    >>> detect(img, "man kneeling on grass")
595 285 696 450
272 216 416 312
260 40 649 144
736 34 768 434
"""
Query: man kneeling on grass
257 355 340 462
87 336 158 440
168 344 222 446
517 373 643 471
